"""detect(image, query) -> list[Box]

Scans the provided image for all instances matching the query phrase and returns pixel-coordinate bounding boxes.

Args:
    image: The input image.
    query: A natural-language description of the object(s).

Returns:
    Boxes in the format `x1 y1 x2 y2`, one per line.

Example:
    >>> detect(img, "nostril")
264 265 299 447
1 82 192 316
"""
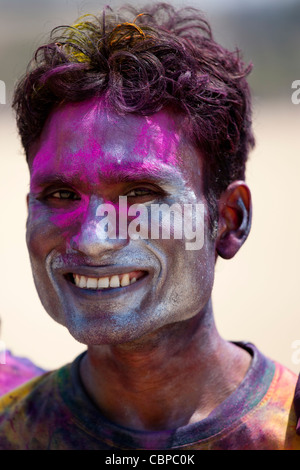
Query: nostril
69 231 129 257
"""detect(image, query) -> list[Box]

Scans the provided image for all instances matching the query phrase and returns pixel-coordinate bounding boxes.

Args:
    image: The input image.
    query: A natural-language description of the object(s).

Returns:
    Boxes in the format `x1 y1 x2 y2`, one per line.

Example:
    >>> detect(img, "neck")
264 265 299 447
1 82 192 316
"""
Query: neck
80 302 251 431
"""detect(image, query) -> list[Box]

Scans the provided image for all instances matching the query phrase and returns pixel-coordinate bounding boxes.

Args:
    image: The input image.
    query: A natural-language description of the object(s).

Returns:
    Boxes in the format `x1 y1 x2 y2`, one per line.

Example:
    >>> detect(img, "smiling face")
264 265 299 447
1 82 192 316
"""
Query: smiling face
26 96 216 346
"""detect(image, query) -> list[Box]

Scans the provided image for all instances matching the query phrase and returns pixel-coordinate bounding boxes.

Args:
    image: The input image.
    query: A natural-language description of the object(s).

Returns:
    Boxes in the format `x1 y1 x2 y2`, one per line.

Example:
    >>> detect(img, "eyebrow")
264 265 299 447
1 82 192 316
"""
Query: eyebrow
30 160 185 189
30 173 83 190
101 161 184 187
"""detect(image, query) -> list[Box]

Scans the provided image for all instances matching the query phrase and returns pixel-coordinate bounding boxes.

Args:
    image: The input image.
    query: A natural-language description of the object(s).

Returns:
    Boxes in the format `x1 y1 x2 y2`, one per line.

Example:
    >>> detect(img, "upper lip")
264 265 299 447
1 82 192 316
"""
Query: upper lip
57 265 150 278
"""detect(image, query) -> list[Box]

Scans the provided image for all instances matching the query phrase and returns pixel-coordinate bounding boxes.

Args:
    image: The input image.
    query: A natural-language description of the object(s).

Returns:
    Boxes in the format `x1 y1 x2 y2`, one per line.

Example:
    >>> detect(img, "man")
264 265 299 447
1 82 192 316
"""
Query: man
0 3 299 450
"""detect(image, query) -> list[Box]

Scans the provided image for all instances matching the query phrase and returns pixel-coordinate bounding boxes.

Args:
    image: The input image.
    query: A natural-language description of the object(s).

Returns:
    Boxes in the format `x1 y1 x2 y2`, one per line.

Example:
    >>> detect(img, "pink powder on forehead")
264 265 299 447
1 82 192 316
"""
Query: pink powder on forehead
131 113 182 165
31 96 183 179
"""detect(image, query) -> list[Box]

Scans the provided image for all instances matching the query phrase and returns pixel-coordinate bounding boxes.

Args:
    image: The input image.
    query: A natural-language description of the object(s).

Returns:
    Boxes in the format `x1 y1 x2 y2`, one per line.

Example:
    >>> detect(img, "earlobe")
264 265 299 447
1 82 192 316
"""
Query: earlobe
216 181 252 260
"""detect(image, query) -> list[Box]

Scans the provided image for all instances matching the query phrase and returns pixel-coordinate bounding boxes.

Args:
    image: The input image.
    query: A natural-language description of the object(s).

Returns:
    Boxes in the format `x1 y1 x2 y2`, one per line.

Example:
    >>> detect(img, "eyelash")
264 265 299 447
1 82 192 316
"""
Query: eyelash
125 188 158 197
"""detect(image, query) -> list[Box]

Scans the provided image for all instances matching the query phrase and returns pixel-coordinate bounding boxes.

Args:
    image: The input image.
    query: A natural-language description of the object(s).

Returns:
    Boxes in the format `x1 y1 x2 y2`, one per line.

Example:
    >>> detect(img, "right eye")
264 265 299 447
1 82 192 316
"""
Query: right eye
49 190 80 200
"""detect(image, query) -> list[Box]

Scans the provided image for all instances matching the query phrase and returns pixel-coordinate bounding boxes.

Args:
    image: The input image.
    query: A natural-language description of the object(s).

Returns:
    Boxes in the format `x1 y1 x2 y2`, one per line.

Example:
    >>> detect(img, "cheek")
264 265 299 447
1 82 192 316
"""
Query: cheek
26 210 69 261
26 220 58 263
25 216 67 326
150 238 215 327
26 200 87 256
177 249 215 321
161 207 215 318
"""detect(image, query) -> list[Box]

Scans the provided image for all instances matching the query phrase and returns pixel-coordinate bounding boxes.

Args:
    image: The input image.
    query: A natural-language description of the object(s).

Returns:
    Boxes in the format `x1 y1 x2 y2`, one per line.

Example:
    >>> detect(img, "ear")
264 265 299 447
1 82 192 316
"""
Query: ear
216 181 252 260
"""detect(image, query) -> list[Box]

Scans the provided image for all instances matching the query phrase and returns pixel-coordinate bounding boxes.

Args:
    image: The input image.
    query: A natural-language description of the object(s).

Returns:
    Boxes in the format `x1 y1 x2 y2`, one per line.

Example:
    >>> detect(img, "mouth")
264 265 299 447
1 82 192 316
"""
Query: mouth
67 270 147 291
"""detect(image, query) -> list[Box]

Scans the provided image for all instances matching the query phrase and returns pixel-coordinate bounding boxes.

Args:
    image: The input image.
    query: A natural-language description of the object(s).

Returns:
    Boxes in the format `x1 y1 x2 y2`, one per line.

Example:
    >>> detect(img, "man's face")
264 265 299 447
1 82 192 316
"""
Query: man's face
26 97 216 345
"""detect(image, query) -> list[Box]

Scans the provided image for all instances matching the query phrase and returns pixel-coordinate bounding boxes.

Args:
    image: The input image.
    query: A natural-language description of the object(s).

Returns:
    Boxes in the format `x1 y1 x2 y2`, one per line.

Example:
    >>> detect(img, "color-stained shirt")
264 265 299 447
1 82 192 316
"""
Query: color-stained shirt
0 342 299 450
0 350 45 397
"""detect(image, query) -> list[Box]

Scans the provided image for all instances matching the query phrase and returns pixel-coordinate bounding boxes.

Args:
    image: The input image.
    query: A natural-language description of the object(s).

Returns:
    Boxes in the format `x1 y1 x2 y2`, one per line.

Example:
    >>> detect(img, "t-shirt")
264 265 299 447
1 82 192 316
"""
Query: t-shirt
0 350 45 397
0 342 299 450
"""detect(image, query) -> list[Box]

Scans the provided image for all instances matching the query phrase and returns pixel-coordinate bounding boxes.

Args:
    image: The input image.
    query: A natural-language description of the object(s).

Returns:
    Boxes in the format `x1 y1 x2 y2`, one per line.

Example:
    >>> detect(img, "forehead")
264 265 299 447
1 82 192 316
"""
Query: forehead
28 96 202 187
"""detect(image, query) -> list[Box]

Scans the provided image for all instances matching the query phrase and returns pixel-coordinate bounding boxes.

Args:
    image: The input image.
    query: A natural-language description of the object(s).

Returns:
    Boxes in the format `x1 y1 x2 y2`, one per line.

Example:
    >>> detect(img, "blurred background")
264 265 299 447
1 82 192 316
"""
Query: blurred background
0 0 299 371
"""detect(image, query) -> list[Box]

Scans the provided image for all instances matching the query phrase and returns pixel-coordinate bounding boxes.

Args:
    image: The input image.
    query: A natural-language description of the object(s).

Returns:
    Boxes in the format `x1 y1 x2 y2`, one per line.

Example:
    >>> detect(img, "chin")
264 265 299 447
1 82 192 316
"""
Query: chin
63 312 153 347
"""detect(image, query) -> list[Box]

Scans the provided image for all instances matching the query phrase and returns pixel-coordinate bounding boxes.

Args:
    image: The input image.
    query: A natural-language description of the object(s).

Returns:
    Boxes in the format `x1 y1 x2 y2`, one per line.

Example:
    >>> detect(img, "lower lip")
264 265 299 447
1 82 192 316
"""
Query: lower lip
65 272 149 298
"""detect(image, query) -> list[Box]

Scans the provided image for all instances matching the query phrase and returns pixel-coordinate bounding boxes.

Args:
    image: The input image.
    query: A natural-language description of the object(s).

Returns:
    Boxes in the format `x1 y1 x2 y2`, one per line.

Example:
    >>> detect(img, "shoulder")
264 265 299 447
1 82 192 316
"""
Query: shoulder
251 360 300 449
269 360 297 400
226 343 300 450
0 365 70 449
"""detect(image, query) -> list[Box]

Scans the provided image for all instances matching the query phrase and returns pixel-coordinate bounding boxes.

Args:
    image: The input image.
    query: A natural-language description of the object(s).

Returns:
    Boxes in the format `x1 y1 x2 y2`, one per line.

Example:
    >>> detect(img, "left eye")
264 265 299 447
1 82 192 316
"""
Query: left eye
50 190 80 200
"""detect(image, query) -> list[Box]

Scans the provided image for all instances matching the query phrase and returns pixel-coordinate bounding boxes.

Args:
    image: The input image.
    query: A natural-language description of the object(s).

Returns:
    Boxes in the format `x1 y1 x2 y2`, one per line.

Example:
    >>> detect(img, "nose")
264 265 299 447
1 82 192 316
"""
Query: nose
70 198 129 257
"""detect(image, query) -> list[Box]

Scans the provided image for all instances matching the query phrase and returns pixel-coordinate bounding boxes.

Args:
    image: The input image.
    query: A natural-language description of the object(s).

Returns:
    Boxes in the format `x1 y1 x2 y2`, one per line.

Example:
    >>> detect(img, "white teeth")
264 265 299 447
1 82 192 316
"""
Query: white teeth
73 273 142 290
79 276 87 288
121 273 130 287
87 277 98 289
109 275 120 288
98 277 109 288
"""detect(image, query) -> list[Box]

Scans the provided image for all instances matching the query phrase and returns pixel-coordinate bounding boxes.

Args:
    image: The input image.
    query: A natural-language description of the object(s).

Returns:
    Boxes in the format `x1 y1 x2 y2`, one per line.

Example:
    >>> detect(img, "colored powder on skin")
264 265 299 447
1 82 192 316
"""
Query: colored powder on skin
0 350 46 396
